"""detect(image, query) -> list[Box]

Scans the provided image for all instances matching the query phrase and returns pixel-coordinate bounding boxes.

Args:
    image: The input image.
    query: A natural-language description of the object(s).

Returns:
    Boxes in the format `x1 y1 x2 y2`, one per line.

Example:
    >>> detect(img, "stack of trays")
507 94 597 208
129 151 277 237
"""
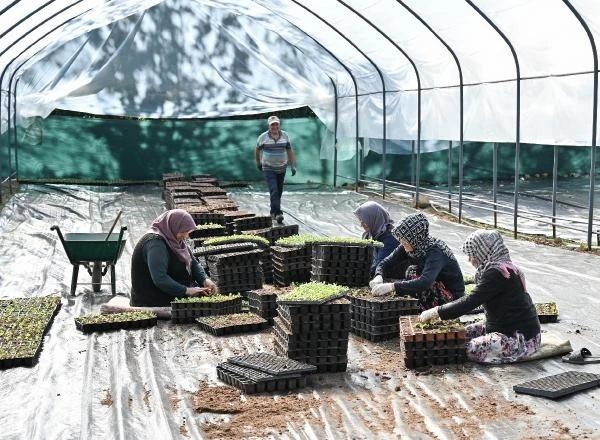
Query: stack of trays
349 288 421 341
271 245 312 286
399 316 467 369
233 215 273 234
190 224 227 240
197 313 268 336
311 244 373 287
247 225 299 245
217 353 316 394
247 289 279 324
259 246 273 284
171 295 242 324
206 249 264 294
193 242 259 270
188 211 226 226
223 211 255 235
273 298 351 373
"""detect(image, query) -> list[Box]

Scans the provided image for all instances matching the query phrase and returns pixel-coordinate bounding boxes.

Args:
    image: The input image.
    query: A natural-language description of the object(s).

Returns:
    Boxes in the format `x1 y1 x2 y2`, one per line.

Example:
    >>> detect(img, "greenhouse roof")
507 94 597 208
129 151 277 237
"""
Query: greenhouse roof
2 0 600 159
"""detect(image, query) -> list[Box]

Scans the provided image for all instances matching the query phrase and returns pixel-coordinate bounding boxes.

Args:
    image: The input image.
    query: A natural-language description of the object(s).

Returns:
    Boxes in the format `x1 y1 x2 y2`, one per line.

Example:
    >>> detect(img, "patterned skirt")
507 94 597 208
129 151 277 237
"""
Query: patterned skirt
465 321 541 364
405 265 458 310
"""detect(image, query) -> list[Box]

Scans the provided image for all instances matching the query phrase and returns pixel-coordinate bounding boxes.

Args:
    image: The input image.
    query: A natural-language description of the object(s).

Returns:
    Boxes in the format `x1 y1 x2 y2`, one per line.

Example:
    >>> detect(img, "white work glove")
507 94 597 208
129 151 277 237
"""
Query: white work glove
419 307 440 323
369 275 383 289
372 283 395 297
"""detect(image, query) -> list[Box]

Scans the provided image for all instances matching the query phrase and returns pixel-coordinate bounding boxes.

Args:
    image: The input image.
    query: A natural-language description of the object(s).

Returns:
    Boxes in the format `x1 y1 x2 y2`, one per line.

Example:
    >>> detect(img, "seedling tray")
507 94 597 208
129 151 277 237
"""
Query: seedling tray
399 316 467 368
228 353 317 376
513 371 600 399
196 313 268 336
74 312 157 333
217 363 308 394
350 327 398 342
273 317 349 345
277 292 349 306
535 302 559 323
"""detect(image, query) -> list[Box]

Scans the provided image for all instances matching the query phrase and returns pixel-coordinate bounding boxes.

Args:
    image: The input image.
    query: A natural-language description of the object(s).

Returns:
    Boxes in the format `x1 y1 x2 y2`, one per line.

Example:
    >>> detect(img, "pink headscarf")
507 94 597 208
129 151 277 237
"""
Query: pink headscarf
149 209 196 272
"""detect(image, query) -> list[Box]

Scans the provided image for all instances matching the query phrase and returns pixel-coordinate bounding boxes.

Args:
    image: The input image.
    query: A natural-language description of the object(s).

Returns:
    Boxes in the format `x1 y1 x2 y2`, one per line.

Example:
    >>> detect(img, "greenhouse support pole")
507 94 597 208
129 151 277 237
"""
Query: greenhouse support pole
552 145 558 238
291 0 386 195
411 140 415 186
397 1 464 218
448 140 452 212
251 1 360 189
563 0 598 250
331 78 339 187
0 1 87 186
339 1 422 203
493 142 498 228
466 1 521 239
335 1 389 197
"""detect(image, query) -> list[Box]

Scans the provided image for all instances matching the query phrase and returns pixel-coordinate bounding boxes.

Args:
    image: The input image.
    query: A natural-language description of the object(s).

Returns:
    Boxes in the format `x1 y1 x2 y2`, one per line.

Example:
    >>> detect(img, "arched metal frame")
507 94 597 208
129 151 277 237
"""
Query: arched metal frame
563 0 598 250
466 0 521 239
250 0 357 188
1 1 87 189
395 0 464 219
1 1 599 247
289 0 387 198
338 0 421 204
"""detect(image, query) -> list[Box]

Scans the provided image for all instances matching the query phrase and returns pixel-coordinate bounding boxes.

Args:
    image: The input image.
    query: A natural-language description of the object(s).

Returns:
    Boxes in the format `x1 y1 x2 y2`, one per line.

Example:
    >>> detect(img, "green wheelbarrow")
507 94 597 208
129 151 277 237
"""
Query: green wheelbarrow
51 225 128 296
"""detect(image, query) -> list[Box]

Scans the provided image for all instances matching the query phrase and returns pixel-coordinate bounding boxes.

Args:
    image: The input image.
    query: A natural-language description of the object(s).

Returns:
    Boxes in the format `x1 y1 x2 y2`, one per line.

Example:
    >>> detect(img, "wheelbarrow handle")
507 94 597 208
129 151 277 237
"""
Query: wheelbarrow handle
50 225 73 262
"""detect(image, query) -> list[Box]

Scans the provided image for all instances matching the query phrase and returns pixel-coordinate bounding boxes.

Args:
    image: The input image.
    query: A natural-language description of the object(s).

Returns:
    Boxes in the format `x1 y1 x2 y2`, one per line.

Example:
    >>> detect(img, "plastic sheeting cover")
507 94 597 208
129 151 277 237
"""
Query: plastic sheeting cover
0 184 599 438
3 0 600 162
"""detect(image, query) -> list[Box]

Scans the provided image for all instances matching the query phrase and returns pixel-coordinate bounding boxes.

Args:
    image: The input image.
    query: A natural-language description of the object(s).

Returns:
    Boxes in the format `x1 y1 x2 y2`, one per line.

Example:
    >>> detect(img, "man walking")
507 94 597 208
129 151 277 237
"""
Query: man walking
255 115 297 224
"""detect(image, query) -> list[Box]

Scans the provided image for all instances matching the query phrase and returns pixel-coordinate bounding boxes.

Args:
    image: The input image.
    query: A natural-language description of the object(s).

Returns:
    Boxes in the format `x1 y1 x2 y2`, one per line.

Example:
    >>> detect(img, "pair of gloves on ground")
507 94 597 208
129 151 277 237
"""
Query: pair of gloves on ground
369 275 440 323
256 164 296 176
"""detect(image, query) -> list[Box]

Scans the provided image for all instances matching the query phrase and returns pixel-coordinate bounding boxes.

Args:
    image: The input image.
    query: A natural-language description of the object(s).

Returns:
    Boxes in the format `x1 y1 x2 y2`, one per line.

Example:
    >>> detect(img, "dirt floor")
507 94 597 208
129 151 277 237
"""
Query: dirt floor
0 183 599 439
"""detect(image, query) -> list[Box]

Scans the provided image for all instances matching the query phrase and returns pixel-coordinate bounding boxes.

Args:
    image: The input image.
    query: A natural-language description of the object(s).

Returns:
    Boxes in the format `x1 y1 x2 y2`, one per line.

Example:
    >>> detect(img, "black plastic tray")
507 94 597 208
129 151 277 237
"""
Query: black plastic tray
513 371 600 399
228 353 317 376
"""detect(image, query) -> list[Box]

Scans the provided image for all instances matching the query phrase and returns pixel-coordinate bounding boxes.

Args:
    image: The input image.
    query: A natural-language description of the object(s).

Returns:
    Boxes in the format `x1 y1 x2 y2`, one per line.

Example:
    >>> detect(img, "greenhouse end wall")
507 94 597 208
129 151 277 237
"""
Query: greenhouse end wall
11 114 599 184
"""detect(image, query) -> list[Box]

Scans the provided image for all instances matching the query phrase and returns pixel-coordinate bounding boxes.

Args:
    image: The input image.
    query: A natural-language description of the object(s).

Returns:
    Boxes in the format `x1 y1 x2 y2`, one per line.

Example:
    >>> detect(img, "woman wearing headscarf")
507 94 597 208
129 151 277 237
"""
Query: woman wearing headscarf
353 201 399 277
130 209 218 307
369 212 464 310
419 229 541 364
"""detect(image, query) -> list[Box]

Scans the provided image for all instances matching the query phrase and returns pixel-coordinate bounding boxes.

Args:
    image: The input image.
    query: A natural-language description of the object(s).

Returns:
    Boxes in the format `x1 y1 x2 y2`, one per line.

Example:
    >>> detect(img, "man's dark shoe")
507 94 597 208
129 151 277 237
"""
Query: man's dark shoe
275 214 284 224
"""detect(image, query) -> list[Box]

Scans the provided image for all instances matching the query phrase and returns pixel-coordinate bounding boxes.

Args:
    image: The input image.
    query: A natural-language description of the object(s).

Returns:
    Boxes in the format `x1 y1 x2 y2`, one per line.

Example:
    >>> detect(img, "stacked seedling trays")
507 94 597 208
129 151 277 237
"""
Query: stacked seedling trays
75 311 157 333
193 242 259 273
189 224 227 240
535 302 559 323
247 225 300 245
271 245 312 286
224 211 255 235
171 294 242 324
234 215 273 234
197 186 228 197
399 316 467 369
247 289 284 324
217 353 316 394
197 313 269 336
188 211 226 226
206 249 264 294
348 288 421 341
204 199 238 212
311 243 374 287
273 282 351 373
0 296 62 369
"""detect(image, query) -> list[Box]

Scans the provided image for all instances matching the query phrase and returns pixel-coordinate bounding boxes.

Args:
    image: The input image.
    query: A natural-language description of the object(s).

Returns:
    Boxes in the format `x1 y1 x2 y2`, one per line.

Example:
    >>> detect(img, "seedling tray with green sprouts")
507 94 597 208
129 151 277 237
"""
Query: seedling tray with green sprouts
0 296 62 368
276 282 349 305
196 313 268 336
74 311 157 333
535 302 559 323
171 294 242 323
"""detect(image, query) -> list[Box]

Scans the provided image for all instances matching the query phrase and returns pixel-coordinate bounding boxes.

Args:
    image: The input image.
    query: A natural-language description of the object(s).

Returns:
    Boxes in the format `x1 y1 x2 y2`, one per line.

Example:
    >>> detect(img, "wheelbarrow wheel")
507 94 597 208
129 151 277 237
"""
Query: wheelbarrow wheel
92 261 102 292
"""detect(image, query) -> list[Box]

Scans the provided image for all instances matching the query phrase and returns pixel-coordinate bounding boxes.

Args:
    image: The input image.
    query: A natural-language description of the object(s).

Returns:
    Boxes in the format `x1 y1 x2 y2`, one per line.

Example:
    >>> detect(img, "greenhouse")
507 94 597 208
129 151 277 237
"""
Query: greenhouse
1 1 600 438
